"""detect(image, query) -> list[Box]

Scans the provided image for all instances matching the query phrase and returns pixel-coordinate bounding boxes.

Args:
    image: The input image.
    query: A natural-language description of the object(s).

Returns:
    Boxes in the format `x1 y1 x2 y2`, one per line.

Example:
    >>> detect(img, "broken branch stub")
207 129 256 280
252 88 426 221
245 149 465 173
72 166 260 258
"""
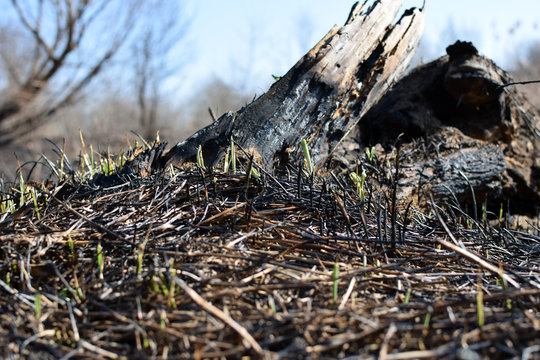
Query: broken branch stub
158 0 424 171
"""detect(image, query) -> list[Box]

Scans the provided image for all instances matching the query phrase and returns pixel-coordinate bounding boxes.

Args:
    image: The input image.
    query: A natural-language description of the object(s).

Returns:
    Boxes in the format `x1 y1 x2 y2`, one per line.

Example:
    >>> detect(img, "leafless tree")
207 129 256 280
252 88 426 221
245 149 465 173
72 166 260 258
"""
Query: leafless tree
0 0 139 145
131 0 189 140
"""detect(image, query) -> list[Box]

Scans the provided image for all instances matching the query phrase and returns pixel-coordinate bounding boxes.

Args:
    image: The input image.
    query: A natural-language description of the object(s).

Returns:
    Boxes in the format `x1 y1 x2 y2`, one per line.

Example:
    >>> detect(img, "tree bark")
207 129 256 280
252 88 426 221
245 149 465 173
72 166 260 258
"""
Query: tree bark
159 0 425 170
348 41 540 215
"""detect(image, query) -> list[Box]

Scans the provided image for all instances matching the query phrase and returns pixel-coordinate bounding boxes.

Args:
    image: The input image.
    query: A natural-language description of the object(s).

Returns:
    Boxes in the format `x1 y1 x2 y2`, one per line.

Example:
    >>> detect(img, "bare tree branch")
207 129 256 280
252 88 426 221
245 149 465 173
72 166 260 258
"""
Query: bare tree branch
0 0 142 145
11 0 55 61
29 0 45 80
131 0 189 139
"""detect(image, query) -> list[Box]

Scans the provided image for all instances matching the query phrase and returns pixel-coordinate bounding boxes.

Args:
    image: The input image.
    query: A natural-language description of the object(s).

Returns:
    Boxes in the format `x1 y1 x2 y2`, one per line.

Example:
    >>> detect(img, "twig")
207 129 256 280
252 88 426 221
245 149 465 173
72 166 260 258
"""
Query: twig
208 107 217 122
197 201 246 226
379 323 397 360
173 276 265 356
80 340 119 359
435 237 520 288
431 195 520 288
496 79 540 89
338 276 357 310
0 278 35 307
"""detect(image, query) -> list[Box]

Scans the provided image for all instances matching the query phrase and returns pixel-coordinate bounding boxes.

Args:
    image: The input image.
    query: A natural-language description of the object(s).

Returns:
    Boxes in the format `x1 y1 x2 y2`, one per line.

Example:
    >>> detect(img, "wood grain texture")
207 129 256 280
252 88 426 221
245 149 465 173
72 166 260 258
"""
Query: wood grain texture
159 0 425 170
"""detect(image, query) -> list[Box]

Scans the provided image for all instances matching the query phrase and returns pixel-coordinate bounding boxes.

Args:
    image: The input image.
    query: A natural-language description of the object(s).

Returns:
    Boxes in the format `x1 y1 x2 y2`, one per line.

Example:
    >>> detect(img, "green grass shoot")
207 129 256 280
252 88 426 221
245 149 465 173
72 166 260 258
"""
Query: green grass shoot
97 242 104 280
349 169 367 201
67 235 74 254
249 165 260 179
499 263 512 310
365 146 375 162
34 293 42 320
137 243 145 276
404 288 411 304
269 296 276 314
301 139 313 175
423 311 431 328
196 144 205 170
160 311 166 329
159 273 169 297
58 288 70 301
150 276 160 294
223 152 230 172
1 191 15 214
332 262 339 303
30 189 40 220
476 277 484 328
18 172 26 208
168 258 177 308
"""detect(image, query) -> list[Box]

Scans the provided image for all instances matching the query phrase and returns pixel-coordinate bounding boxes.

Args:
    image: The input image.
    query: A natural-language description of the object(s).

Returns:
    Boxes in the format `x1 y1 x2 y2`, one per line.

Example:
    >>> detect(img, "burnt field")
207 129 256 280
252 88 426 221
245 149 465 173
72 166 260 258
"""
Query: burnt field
1 1 540 358
1 143 539 359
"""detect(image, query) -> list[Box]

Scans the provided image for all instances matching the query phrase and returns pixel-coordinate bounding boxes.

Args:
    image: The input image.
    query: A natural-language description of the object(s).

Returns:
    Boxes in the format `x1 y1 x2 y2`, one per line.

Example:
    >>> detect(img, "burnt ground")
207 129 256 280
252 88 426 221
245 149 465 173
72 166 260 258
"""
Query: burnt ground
0 145 539 359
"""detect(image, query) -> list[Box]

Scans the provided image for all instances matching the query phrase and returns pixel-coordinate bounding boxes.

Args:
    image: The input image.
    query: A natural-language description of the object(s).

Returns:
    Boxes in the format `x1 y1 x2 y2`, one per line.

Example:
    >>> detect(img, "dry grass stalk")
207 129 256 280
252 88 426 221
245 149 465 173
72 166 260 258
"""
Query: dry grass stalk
0 146 539 359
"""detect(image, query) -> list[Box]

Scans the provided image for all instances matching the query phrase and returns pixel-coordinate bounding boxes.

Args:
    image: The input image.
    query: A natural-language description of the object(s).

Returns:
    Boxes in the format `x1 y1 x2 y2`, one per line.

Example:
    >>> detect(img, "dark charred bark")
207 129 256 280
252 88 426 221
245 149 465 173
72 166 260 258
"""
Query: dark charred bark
155 2 540 216
158 0 425 170
351 41 540 215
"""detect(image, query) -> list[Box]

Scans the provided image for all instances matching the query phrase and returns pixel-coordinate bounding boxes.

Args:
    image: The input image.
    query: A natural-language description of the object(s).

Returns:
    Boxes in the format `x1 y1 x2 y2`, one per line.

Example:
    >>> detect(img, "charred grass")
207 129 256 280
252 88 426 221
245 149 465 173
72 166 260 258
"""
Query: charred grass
0 143 539 359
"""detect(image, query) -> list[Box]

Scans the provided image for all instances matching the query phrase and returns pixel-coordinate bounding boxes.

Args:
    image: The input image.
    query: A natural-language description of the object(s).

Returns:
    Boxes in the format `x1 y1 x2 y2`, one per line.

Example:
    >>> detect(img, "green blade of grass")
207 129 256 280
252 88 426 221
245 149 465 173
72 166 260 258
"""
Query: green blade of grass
301 139 313 175
332 262 339 303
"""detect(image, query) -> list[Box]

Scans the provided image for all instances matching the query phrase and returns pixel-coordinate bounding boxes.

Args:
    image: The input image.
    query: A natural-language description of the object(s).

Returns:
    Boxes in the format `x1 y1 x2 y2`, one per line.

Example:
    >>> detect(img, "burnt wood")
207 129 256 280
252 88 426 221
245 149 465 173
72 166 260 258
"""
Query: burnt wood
353 41 540 215
158 0 425 170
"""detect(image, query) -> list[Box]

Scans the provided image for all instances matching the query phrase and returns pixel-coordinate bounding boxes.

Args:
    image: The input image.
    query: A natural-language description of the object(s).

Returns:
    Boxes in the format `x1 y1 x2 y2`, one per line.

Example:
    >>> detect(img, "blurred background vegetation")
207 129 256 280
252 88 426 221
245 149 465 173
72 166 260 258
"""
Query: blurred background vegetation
0 0 539 181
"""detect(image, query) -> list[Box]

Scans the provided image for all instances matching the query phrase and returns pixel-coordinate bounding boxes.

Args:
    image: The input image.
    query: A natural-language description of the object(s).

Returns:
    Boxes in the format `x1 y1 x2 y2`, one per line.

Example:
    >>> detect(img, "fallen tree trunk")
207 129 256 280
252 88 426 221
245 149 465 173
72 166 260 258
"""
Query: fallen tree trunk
158 0 425 170
150 0 539 217
336 40 540 216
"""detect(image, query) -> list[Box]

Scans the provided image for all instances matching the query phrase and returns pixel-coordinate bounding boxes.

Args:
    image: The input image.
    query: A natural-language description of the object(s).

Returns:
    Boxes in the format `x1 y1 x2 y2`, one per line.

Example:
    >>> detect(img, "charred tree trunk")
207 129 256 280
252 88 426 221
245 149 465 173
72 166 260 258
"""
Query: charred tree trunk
138 1 540 217
346 41 540 216
159 0 425 170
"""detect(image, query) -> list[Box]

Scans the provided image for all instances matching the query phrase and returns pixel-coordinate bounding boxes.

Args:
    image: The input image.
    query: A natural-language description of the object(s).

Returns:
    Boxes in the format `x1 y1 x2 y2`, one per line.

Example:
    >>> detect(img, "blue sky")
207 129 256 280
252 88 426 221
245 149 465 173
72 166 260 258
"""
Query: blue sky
171 0 540 100
2 1 538 105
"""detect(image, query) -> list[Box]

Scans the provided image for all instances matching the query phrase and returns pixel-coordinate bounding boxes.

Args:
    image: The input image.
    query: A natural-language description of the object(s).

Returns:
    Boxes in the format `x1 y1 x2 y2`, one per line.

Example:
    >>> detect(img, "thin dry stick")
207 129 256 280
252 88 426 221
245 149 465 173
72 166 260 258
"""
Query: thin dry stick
80 340 119 359
67 302 80 342
174 276 265 355
20 330 56 353
338 276 357 310
0 279 35 307
226 228 258 248
44 190 129 244
197 201 246 226
430 196 520 288
436 238 520 289
384 347 452 360
208 107 217 122
379 323 397 360
497 79 540 89
241 265 278 284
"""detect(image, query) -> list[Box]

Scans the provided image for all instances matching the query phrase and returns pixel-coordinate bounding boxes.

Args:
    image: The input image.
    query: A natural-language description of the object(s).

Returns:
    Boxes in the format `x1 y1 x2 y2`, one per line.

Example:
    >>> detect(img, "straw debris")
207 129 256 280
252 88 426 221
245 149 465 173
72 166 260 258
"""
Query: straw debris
1 144 539 359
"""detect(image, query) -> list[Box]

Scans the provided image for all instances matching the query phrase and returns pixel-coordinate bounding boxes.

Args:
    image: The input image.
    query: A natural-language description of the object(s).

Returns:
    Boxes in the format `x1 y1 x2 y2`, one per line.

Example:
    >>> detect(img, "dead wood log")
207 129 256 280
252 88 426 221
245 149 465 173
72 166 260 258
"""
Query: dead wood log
157 0 425 170
349 40 540 216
